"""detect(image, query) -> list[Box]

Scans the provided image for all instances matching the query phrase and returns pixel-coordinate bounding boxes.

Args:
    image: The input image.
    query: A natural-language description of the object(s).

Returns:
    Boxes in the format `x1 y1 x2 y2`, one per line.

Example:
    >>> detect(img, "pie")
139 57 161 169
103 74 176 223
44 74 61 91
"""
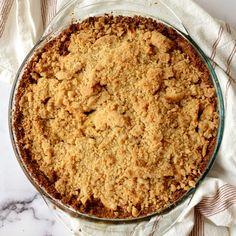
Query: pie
13 15 219 219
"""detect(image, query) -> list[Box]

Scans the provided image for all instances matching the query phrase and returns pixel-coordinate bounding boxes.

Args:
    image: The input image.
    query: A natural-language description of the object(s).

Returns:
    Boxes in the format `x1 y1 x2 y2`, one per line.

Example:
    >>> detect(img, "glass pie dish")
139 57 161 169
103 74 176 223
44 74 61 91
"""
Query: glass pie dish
8 0 224 234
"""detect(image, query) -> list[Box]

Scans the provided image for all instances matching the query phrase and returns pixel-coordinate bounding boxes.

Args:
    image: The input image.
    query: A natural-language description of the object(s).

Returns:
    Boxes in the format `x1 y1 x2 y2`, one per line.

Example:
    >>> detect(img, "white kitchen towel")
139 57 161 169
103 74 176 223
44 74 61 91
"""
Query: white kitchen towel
1 0 236 235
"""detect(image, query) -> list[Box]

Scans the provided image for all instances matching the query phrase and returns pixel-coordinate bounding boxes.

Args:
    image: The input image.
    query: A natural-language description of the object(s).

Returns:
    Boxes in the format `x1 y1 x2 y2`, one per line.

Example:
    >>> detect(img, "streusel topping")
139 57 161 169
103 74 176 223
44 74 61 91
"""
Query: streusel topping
15 16 218 218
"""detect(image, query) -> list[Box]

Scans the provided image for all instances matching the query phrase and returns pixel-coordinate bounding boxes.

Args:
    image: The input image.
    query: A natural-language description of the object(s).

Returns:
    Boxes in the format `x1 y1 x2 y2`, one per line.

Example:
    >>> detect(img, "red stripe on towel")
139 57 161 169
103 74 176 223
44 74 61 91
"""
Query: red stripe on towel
196 184 236 217
148 216 160 236
225 22 231 34
210 26 223 61
190 208 204 236
226 42 236 75
41 0 57 29
0 0 14 37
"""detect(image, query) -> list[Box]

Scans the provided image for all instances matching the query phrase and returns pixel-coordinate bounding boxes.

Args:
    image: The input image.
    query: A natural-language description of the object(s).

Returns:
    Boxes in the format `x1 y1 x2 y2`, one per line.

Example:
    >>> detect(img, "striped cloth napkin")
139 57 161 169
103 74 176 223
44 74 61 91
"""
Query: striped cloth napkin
1 0 236 235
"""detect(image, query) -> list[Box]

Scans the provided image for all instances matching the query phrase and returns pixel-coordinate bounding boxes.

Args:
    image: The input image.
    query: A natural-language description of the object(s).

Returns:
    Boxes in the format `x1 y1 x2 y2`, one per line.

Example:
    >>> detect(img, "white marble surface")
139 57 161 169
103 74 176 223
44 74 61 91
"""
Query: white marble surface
0 1 235 236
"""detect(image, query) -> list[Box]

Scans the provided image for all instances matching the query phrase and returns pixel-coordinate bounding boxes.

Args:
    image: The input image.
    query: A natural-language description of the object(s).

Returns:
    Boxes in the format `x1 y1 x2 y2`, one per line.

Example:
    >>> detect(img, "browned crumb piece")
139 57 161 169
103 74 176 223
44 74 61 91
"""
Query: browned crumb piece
13 15 219 219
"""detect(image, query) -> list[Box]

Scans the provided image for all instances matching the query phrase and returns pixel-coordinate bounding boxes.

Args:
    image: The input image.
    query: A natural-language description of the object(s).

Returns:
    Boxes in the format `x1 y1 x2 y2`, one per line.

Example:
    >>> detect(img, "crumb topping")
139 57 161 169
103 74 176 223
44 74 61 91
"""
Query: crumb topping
14 16 218 218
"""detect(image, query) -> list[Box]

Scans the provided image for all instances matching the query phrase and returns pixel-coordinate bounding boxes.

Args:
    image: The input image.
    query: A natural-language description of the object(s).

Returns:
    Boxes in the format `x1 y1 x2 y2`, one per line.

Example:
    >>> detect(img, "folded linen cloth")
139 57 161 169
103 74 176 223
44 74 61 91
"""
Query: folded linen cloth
1 0 236 235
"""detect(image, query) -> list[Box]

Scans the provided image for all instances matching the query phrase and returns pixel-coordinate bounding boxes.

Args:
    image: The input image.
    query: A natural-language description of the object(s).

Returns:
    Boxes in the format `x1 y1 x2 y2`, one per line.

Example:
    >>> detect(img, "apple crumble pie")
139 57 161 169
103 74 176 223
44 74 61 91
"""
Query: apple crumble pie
13 15 219 218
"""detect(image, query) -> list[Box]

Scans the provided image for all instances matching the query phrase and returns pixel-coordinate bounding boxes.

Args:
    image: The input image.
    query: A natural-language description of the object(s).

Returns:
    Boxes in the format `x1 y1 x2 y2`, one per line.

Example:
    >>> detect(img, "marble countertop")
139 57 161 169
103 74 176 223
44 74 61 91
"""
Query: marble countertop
0 1 235 235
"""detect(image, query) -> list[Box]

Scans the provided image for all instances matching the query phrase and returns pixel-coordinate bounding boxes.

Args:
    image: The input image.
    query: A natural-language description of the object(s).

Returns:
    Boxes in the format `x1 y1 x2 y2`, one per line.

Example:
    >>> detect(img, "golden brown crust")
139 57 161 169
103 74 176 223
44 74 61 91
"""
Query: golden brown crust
13 15 219 219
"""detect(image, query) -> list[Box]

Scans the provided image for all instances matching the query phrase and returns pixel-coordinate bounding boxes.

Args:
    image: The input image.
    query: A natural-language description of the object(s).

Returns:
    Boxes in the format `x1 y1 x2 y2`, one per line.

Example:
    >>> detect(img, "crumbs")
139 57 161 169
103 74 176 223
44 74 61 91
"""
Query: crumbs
16 15 218 218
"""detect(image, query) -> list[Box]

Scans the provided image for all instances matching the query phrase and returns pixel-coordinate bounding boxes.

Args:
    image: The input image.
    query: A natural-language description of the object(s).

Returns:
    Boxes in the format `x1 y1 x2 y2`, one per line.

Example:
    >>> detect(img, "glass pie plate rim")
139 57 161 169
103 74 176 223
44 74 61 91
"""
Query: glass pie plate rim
8 0 224 224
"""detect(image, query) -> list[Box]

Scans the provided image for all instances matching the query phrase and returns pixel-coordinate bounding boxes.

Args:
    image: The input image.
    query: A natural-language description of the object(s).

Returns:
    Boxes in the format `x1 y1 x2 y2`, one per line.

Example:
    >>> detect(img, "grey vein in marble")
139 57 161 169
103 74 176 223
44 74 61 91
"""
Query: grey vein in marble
0 194 55 228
